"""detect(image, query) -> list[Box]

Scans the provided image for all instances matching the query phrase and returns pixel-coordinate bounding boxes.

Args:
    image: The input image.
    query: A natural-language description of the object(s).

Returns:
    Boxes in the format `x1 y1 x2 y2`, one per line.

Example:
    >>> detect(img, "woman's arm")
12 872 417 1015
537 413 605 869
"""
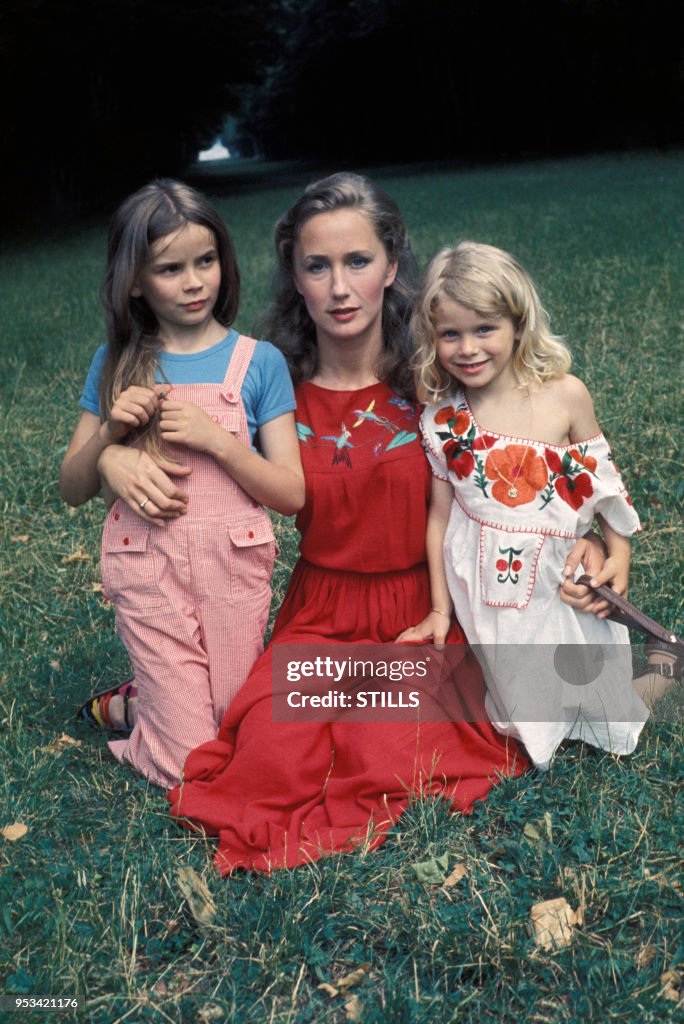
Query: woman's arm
97 445 191 525
158 401 305 515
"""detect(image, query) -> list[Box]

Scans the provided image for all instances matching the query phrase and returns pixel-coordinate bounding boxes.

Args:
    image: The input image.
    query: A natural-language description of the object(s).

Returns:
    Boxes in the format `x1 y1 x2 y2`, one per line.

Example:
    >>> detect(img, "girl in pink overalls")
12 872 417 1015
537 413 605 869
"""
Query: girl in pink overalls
61 180 304 787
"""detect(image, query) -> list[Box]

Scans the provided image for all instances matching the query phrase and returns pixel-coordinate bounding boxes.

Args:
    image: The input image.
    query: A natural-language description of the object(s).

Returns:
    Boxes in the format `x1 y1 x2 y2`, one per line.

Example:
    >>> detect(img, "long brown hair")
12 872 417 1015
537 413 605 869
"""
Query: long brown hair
99 179 240 450
261 172 418 399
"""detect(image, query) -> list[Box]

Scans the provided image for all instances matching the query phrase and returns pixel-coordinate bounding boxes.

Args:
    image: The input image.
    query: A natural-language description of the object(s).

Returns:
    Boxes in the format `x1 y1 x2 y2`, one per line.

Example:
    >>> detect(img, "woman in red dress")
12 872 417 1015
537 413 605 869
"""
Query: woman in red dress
99 173 604 872
160 173 531 872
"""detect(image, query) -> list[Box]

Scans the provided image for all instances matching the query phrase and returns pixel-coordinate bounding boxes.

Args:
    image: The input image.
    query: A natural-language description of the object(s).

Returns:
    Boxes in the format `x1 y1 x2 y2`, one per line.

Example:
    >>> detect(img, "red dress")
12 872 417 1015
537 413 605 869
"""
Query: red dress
168 382 528 872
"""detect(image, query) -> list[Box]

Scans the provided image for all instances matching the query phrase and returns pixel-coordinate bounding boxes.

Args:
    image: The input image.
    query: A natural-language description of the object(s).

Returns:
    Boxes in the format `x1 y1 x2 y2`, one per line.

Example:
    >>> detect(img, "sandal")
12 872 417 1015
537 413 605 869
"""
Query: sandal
576 574 683 678
77 678 137 734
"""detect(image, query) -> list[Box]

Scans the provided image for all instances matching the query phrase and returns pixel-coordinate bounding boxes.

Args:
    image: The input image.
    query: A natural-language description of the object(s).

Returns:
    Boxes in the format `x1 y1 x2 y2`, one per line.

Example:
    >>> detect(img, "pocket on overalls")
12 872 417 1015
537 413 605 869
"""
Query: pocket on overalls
479 524 544 610
101 524 165 607
227 517 277 590
207 404 243 437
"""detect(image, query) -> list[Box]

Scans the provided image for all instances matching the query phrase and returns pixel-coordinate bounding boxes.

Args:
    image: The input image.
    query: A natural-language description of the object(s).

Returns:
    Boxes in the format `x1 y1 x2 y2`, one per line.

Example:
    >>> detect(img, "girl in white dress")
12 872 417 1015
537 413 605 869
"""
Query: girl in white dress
400 241 650 769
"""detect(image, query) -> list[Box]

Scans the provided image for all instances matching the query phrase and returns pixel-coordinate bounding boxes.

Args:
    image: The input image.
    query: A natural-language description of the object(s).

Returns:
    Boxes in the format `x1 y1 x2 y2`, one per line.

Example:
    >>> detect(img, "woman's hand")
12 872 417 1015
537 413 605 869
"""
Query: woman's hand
97 445 191 525
560 531 613 617
397 610 451 651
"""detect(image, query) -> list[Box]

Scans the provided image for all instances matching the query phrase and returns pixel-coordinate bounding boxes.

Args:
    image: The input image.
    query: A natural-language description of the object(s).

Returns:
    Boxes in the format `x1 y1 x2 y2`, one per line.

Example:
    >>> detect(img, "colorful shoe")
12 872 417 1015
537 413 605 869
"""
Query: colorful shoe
77 678 137 734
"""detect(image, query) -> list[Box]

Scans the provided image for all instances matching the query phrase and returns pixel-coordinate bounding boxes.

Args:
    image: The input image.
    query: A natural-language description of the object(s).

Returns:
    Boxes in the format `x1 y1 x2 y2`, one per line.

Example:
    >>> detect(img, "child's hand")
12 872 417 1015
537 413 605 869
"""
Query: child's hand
586 555 629 598
159 399 224 452
397 611 451 651
106 385 165 441
560 531 613 616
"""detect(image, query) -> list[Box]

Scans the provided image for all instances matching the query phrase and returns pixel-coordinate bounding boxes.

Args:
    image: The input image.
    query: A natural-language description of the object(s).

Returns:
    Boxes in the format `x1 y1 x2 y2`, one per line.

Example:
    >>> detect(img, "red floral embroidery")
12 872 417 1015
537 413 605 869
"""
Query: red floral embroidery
568 448 597 472
473 433 499 451
448 448 475 479
434 405 457 425
496 546 524 583
453 410 471 435
485 445 548 507
545 448 563 474
554 471 593 510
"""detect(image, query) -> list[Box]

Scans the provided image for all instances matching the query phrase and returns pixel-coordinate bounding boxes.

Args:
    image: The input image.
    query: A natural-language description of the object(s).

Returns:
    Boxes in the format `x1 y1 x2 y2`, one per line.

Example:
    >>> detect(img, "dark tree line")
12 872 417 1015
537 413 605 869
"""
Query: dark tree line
1 0 681 225
243 0 681 162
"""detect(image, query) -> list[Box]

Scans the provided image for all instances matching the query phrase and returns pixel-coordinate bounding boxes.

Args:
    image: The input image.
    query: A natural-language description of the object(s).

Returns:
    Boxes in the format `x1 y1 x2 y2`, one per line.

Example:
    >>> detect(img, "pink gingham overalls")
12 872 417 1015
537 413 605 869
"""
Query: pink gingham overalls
104 336 276 787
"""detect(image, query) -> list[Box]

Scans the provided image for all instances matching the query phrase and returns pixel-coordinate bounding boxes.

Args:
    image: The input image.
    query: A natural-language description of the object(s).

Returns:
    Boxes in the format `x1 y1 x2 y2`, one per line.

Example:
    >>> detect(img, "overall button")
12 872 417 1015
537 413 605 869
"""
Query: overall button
247 530 255 539
123 537 130 545
226 391 234 400
211 415 219 422
114 512 120 521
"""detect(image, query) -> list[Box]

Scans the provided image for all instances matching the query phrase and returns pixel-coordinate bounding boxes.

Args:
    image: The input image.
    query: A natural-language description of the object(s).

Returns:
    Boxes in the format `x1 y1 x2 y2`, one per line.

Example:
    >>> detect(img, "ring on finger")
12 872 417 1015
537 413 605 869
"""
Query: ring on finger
139 498 150 510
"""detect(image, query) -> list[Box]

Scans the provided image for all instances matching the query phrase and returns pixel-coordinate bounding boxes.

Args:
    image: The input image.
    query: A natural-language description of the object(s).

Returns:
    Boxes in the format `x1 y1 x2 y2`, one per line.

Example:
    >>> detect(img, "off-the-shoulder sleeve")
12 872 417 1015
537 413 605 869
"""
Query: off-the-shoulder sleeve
579 434 641 535
419 406 449 481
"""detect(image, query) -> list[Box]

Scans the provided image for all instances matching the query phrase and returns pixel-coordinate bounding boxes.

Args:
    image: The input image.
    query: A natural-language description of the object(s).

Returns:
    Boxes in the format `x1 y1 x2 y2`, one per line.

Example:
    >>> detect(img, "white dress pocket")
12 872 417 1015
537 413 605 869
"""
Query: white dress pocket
478 525 545 609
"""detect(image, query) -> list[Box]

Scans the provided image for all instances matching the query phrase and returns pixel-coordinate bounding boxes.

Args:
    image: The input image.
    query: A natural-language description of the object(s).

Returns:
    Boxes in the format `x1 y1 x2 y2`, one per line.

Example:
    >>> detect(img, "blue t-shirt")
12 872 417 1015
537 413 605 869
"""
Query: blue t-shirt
79 330 295 443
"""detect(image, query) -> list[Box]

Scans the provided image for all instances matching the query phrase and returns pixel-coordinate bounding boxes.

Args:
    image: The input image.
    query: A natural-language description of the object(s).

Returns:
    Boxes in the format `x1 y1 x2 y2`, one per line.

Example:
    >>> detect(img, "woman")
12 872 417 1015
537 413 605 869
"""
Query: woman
97 173 607 872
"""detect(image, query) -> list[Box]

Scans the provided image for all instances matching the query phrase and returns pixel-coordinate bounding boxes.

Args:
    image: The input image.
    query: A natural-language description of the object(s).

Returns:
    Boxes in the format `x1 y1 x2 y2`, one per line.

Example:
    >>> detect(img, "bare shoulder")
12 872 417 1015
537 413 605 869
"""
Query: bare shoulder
552 374 600 441
549 373 592 403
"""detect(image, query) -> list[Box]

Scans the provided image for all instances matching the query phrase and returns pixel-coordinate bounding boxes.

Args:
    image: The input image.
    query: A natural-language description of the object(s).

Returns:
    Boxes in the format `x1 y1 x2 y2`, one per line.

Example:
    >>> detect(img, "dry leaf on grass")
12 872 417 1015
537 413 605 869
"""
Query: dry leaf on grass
336 964 371 991
524 812 553 847
443 862 468 888
62 548 91 564
530 897 581 951
636 944 658 968
411 852 450 883
49 660 61 672
318 963 371 1000
11 535 29 543
661 968 683 1003
344 994 363 1022
198 1004 225 1022
40 734 82 754
2 823 28 842
176 866 216 927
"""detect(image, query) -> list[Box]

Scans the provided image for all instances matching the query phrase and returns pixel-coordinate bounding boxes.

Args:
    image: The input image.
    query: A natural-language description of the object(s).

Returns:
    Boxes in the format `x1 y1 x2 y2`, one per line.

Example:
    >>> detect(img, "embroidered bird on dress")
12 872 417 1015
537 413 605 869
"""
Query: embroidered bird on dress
321 423 354 467
388 395 416 422
296 422 315 443
352 399 398 433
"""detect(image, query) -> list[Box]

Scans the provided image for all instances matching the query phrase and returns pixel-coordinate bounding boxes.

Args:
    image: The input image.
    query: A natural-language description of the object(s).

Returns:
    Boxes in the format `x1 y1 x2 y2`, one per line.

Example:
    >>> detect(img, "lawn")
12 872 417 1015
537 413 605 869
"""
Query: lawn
0 151 682 1023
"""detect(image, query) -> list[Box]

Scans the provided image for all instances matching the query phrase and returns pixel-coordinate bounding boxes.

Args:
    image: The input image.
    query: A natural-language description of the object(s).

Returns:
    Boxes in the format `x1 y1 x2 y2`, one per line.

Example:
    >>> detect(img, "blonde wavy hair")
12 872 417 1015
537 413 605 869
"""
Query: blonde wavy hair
412 241 571 404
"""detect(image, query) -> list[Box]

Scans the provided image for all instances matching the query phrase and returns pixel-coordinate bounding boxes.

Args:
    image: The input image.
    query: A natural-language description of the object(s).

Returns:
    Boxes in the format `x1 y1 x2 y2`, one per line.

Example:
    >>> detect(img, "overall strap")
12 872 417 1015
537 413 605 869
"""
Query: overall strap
221 335 257 404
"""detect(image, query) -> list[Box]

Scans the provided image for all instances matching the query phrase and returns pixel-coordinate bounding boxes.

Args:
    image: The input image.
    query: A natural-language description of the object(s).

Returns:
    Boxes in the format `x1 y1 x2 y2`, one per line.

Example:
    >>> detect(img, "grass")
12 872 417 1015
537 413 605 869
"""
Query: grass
0 151 682 1023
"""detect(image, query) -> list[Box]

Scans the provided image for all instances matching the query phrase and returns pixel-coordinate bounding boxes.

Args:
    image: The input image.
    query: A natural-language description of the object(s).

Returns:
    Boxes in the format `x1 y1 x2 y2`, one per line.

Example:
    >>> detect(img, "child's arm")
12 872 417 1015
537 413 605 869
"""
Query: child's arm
158 400 304 515
397 476 453 649
60 386 165 506
562 374 631 604
583 515 631 597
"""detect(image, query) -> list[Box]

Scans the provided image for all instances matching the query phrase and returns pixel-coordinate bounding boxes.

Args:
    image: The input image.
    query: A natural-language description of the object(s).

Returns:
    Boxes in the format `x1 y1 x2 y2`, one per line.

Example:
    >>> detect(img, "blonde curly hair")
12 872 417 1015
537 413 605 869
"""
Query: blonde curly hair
412 241 571 404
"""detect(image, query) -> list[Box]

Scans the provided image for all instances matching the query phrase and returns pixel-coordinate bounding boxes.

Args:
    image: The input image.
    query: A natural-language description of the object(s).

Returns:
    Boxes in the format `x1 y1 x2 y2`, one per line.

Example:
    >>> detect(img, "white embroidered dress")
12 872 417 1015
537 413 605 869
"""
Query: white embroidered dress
420 389 648 769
